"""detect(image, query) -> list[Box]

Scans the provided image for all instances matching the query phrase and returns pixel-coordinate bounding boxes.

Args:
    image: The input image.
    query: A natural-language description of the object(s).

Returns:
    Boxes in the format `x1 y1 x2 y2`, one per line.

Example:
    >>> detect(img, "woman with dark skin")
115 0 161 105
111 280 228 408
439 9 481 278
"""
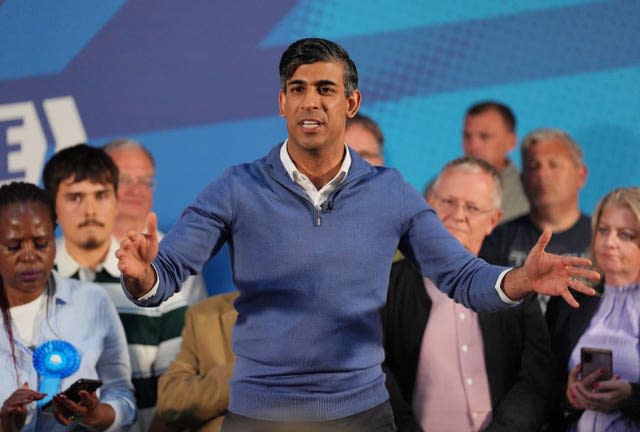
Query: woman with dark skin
0 182 135 432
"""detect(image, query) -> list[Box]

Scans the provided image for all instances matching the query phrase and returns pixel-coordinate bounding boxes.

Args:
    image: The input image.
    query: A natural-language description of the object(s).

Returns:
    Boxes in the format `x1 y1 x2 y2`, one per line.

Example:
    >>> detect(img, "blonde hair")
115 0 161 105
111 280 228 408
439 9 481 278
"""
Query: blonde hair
591 187 640 271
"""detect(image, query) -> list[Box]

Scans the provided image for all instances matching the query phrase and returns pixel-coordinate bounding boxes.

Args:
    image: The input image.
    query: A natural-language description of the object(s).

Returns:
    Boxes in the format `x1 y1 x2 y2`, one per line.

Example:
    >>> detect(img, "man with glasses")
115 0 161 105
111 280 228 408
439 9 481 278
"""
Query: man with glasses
345 113 385 167
103 139 157 243
104 139 207 307
383 156 553 431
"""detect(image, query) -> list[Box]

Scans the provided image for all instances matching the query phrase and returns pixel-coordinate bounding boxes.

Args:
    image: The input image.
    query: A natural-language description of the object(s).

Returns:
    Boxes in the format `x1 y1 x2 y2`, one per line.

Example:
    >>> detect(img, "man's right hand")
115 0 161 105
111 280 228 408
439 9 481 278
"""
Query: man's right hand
116 212 159 297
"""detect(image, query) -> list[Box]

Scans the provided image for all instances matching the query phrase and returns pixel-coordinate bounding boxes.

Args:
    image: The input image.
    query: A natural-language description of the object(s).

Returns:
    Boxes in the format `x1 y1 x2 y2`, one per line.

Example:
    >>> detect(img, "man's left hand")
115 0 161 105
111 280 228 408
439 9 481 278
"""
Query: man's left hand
504 229 600 307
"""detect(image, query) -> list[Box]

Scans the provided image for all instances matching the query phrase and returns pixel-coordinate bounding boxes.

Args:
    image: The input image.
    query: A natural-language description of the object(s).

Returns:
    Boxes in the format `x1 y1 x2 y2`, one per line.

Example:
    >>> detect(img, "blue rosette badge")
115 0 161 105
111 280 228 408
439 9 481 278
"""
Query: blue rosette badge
33 340 81 407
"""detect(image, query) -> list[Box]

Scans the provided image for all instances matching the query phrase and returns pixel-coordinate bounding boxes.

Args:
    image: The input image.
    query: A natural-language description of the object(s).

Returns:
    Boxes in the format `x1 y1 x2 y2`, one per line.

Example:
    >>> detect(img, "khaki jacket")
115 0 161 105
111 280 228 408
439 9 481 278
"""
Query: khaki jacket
157 292 238 432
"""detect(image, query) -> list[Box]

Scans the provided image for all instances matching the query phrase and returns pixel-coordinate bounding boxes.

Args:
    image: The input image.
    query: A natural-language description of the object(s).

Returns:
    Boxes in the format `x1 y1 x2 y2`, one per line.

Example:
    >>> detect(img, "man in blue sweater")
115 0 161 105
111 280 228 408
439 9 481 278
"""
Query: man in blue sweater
116 38 599 431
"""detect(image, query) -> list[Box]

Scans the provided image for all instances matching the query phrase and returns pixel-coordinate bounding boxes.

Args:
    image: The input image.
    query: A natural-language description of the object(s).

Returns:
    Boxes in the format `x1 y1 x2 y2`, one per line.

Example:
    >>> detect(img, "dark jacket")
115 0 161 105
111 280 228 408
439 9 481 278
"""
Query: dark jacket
382 259 553 432
546 291 640 430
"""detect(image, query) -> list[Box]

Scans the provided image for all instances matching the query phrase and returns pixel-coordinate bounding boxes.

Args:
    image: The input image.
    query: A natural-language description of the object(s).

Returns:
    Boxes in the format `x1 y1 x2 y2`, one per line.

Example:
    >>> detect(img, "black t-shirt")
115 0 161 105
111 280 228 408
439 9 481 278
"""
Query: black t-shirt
480 214 592 315
480 214 592 267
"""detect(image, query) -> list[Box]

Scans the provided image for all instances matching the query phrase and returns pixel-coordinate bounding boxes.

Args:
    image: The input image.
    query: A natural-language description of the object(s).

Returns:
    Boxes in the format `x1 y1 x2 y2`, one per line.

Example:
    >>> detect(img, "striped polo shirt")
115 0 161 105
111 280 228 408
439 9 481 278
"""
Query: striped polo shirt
55 236 193 432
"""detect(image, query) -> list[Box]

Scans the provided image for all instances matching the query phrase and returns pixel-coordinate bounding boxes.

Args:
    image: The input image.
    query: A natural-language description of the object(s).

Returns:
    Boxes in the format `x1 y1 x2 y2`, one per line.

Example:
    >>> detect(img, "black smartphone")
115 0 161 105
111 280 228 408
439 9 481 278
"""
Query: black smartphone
580 347 613 381
41 378 103 412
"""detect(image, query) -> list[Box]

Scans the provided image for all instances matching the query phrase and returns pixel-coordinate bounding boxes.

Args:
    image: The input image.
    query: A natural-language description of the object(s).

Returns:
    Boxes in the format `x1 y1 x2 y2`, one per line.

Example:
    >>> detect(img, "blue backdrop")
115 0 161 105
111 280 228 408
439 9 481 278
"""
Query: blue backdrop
1 0 638 294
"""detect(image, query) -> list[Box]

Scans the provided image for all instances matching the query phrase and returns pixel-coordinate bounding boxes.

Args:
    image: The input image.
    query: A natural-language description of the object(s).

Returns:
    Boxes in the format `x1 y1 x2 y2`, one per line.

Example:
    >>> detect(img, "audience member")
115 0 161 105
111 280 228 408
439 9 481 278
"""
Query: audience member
547 187 640 431
116 38 597 432
103 138 207 305
0 182 135 432
383 157 553 431
345 113 384 166
463 100 529 222
42 144 191 432
101 139 155 243
480 128 591 313
156 292 238 432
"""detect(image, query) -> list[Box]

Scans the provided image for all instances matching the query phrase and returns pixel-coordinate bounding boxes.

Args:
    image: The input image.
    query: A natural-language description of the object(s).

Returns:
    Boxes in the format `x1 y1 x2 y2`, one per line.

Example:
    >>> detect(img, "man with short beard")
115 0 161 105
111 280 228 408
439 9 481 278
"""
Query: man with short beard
43 144 191 432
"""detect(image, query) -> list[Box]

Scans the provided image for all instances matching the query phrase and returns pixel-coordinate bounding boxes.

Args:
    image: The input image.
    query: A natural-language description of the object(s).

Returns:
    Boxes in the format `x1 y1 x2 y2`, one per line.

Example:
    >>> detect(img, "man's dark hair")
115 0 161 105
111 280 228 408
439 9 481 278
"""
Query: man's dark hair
279 38 358 97
346 113 385 149
466 100 516 132
43 143 119 201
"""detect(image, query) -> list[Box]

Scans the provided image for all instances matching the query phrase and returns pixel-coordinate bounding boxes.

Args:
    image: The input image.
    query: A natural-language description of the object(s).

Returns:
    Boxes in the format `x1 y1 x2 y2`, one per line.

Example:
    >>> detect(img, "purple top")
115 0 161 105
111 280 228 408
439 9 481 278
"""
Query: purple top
569 282 640 431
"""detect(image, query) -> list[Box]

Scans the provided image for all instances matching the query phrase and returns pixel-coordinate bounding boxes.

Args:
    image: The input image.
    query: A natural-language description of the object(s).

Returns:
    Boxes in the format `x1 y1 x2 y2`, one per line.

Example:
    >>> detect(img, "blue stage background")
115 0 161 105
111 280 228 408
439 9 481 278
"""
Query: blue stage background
1 0 638 295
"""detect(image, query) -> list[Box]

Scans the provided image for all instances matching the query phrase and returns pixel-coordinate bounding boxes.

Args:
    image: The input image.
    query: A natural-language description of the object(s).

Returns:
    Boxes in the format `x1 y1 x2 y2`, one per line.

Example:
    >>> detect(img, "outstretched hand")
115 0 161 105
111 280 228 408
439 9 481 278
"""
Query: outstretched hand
116 212 159 297
503 229 600 307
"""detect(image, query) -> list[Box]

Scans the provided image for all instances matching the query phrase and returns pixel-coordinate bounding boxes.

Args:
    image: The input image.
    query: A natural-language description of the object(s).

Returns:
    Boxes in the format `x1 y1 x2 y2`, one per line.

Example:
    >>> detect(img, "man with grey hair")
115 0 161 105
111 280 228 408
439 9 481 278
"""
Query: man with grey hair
383 156 553 431
103 139 157 242
103 138 207 305
480 128 592 314
103 139 207 430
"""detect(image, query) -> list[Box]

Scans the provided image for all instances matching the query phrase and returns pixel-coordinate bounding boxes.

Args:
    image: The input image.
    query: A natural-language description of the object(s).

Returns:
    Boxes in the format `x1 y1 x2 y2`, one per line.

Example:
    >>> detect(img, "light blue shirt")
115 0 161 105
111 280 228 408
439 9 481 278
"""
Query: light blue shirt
0 272 136 432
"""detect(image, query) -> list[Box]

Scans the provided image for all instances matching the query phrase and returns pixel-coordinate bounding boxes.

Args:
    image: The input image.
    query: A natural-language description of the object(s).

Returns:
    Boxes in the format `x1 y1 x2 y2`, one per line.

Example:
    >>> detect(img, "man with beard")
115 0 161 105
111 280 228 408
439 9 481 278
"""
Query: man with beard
43 144 191 432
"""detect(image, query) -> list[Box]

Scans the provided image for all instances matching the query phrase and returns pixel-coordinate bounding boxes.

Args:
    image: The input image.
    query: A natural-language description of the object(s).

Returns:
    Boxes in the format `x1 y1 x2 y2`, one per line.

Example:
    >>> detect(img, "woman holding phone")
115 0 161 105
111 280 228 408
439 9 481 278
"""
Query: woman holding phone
547 187 640 431
0 182 135 431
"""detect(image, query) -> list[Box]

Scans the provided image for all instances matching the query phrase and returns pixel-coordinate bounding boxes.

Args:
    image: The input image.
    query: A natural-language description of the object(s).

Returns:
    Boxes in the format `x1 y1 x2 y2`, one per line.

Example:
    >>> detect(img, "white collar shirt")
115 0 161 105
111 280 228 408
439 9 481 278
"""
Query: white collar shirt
279 140 351 211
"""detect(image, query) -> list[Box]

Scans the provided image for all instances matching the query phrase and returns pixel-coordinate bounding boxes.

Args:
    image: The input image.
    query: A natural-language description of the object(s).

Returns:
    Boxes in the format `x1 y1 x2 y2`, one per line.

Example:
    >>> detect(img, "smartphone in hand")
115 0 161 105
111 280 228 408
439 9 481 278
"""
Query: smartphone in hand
580 347 613 381
41 378 103 412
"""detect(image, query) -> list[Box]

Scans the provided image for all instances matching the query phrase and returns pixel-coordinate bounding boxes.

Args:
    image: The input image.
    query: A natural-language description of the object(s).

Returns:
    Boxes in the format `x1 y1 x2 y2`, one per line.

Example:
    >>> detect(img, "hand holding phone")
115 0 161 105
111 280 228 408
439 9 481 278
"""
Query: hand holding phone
41 378 103 413
580 347 613 382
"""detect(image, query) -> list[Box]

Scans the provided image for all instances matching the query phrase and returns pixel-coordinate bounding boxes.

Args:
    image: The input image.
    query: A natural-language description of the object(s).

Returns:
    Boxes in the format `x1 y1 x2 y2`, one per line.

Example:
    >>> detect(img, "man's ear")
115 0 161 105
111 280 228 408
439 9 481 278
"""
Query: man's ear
425 190 434 206
576 164 588 189
346 89 362 119
278 90 286 117
486 208 503 236
506 131 517 153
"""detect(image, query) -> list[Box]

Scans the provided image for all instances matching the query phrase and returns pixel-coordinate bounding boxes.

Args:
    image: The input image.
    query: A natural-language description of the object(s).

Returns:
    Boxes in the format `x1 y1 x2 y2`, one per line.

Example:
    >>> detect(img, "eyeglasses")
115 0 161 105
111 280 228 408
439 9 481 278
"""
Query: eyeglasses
430 190 494 217
119 175 154 189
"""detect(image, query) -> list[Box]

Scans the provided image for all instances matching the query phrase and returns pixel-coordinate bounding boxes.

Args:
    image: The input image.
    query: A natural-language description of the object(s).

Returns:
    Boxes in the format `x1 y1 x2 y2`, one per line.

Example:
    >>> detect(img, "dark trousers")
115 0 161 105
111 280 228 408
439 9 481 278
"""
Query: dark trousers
221 401 397 432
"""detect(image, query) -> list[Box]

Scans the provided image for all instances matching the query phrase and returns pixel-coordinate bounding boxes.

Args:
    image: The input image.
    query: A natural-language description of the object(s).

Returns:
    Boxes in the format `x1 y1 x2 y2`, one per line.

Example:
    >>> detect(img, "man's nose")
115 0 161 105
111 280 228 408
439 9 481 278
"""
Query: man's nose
301 90 320 109
464 136 481 152
451 202 468 220
83 197 97 216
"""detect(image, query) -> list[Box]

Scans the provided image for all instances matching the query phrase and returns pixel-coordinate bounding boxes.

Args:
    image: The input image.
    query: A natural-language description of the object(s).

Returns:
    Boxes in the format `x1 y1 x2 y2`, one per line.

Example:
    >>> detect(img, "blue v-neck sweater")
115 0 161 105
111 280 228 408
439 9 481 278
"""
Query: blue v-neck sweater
136 144 509 421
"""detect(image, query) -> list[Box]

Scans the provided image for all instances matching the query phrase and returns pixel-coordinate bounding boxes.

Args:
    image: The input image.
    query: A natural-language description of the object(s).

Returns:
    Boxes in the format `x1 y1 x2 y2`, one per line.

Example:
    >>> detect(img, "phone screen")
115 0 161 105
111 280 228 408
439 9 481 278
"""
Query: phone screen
580 347 613 381
41 378 103 412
